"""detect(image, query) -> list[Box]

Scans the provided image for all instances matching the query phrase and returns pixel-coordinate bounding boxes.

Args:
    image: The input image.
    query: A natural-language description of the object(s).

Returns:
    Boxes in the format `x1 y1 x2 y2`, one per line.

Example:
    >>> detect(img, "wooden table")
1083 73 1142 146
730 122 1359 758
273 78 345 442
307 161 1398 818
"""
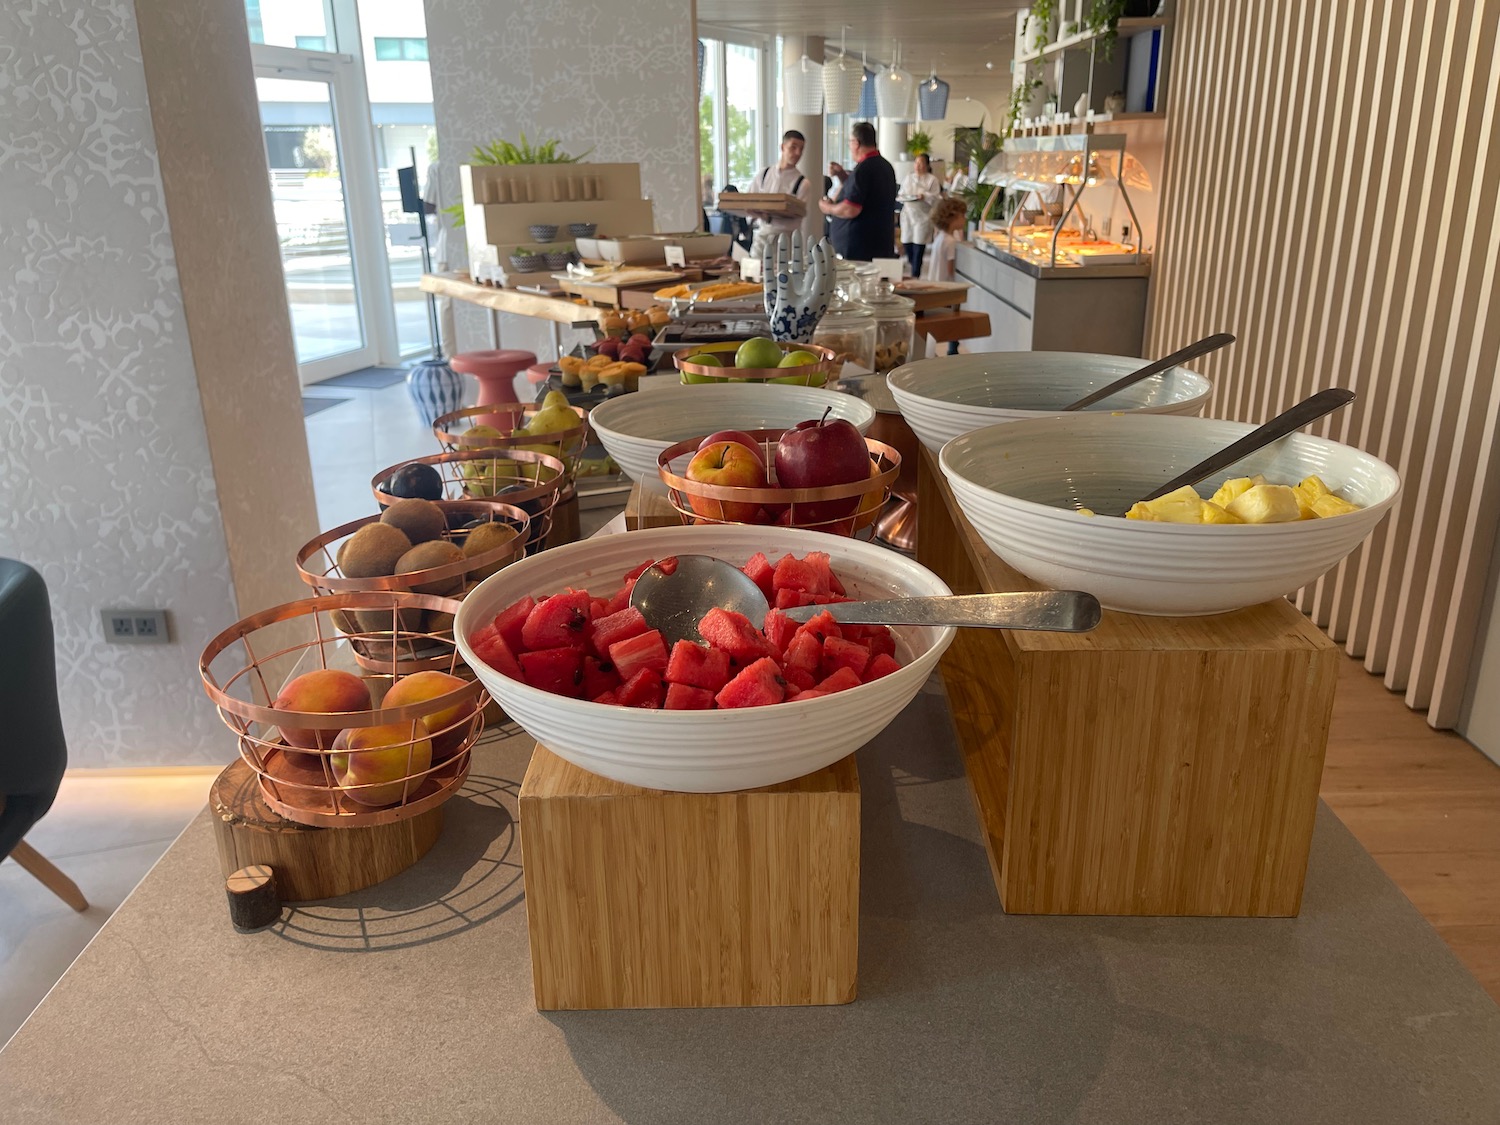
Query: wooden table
421 271 603 353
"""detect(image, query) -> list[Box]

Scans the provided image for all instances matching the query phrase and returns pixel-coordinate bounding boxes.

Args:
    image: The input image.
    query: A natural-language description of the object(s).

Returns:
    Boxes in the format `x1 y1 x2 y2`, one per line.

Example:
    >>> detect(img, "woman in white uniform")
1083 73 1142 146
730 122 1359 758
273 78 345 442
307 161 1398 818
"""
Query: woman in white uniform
897 154 942 278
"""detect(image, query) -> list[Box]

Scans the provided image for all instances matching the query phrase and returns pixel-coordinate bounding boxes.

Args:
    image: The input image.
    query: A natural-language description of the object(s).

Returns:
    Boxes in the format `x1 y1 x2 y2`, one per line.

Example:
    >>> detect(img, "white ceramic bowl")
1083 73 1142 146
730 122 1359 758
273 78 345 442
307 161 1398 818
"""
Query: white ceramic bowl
588 383 877 494
455 525 954 791
939 413 1401 616
889 351 1214 453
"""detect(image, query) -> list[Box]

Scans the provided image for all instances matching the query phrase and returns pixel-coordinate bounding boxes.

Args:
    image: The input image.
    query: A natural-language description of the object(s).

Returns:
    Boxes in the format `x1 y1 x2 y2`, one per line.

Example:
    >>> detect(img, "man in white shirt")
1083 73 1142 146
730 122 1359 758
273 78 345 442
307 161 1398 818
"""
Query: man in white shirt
746 130 816 260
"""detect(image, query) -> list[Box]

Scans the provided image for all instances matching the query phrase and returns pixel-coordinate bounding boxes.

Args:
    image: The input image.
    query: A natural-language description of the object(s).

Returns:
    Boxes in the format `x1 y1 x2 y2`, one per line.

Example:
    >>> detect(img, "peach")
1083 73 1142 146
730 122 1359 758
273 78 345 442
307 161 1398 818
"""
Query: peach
331 720 433 807
274 669 372 754
381 671 476 762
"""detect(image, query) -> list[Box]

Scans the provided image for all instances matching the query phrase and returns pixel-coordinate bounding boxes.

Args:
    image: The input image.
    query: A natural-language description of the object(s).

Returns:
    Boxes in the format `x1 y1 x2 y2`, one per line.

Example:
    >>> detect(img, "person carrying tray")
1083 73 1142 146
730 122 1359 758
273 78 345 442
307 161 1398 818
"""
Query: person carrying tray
746 130 817 261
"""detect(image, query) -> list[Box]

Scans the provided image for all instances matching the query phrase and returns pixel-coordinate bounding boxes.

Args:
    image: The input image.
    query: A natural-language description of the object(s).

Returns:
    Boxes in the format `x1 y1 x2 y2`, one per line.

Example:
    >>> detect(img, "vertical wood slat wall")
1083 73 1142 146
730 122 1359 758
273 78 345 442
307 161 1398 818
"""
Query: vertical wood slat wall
1146 0 1500 728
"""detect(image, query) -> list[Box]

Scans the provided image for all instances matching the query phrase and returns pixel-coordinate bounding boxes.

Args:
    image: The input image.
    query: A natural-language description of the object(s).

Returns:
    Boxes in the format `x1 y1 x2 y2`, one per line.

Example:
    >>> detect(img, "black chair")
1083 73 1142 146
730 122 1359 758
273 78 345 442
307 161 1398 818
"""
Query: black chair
0 559 87 911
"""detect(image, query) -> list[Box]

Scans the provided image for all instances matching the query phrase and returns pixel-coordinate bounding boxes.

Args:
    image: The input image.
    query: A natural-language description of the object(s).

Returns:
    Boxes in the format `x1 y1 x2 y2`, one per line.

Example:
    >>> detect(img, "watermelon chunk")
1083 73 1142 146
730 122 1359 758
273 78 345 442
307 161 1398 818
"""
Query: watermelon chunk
699 608 778 662
773 555 828 597
794 609 842 644
589 597 608 621
774 588 818 610
664 640 732 691
656 556 679 576
609 629 669 681
469 624 522 681
623 558 657 582
865 653 902 682
814 667 863 695
521 590 591 651
492 596 535 653
794 689 829 701
742 552 776 600
591 689 620 706
665 683 716 710
866 628 897 661
590 605 649 657
762 610 798 657
715 657 786 710
804 552 838 596
821 636 871 680
604 579 636 616
617 668 664 709
783 665 816 692
783 632 823 678
581 656 622 700
518 646 584 697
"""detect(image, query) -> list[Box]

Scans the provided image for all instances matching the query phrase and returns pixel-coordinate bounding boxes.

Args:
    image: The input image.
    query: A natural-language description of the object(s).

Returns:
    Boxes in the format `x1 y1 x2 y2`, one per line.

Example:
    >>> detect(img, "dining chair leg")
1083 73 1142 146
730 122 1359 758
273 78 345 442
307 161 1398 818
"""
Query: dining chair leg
7 839 88 912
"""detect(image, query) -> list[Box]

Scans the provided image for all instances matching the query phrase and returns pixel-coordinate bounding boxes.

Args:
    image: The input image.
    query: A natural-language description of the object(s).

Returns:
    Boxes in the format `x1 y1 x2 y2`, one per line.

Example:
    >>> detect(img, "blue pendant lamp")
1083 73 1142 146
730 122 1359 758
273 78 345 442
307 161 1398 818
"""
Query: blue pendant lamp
918 69 951 120
857 52 878 118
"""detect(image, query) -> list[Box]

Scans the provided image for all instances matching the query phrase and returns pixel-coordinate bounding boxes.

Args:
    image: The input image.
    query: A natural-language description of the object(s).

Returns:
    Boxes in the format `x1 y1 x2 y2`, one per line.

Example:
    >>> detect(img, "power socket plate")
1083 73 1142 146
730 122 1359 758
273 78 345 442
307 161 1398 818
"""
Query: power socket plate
102 609 170 645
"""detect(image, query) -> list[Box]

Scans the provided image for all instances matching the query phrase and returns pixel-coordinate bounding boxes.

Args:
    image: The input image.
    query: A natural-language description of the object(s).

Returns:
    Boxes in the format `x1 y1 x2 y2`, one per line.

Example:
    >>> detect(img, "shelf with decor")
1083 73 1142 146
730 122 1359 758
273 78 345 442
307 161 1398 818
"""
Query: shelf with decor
1012 4 1171 122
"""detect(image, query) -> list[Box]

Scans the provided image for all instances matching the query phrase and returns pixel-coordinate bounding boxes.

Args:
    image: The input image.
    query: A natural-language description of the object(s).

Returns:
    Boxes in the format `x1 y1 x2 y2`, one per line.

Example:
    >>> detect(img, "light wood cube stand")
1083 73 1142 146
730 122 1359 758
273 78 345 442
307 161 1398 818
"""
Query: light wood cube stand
917 448 1340 917
519 746 859 1009
623 482 680 530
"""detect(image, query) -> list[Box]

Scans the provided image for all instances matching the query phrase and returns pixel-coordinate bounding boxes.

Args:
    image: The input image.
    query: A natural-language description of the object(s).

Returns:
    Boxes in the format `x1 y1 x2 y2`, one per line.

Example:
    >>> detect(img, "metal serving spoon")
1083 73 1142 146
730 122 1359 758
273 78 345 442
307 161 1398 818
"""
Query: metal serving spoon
1093 386 1358 517
1062 332 1236 411
630 554 1102 646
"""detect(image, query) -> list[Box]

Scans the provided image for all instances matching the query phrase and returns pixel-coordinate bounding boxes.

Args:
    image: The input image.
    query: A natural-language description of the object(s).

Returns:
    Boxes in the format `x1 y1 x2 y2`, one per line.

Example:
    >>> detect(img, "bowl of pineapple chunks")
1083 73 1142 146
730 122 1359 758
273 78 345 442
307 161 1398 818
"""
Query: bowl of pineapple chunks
940 412 1401 616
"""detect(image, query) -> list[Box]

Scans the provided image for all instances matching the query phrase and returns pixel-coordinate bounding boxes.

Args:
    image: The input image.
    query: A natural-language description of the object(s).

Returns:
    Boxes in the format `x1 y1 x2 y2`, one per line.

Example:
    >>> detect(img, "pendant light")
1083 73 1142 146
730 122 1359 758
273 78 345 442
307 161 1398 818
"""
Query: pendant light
857 51 878 118
874 42 916 122
783 50 824 115
823 27 863 114
918 61 950 121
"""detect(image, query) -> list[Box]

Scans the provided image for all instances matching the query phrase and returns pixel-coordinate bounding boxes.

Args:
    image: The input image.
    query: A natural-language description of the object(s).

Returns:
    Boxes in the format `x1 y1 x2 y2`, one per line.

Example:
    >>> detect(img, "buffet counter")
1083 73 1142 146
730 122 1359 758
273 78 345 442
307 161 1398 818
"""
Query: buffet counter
2 700 1497 1123
955 238 1150 354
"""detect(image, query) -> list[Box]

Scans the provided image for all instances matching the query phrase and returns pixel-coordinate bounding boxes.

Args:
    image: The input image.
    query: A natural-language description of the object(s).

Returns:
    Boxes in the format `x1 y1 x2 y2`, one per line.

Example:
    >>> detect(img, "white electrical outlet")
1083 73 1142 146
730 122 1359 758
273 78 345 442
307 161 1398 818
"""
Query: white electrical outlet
102 609 171 645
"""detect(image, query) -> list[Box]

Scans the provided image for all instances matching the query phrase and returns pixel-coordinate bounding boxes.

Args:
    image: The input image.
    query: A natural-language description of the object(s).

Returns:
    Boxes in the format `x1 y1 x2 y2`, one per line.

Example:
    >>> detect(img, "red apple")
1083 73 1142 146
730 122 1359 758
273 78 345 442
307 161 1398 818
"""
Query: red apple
774 409 871 524
696 430 766 465
684 440 767 522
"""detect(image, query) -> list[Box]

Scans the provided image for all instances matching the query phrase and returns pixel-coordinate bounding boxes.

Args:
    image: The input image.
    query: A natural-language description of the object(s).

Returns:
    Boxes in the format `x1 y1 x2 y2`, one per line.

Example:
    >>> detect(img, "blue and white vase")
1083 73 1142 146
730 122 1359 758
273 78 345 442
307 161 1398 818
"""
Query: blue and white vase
407 358 466 429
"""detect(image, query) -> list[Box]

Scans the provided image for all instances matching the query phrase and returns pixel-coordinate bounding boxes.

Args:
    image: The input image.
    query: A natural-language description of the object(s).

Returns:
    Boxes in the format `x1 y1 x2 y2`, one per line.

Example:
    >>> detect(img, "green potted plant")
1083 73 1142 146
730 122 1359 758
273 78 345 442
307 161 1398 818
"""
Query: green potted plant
472 132 592 165
1087 0 1128 60
905 130 933 158
1024 0 1055 51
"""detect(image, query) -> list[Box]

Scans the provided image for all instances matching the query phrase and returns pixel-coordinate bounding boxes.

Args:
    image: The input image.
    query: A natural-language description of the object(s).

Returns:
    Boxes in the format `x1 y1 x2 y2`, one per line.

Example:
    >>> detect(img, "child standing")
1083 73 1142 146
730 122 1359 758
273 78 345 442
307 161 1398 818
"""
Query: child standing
922 197 969 282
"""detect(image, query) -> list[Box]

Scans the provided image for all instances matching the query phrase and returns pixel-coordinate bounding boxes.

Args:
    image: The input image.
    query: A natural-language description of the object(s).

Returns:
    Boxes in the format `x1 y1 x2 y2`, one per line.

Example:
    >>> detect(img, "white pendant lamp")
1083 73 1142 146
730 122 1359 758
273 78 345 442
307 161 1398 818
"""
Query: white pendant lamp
823 27 863 114
874 42 916 122
783 51 824 115
918 63 950 121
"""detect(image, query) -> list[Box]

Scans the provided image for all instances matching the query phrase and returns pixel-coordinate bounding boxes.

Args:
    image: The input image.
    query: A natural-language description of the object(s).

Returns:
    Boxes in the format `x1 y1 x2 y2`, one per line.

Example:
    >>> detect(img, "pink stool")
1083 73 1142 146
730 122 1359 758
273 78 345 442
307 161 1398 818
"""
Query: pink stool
451 349 536 408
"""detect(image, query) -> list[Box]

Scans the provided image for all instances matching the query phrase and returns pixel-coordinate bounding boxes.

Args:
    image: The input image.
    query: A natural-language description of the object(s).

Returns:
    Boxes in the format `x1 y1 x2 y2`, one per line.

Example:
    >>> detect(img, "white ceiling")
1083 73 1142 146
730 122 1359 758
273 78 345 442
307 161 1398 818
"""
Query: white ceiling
695 0 1024 105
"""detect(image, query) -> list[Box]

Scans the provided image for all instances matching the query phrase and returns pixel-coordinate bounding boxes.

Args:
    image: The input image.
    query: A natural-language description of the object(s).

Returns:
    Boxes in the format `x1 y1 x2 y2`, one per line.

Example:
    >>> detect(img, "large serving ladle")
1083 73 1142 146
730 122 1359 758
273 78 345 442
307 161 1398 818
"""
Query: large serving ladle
630 554 1101 647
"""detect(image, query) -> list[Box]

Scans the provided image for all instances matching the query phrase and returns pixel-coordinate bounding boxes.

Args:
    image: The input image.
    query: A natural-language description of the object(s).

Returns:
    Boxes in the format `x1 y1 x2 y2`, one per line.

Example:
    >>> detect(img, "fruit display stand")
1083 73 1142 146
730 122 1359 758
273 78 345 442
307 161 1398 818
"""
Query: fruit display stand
673 340 840 388
519 745 859 1010
916 447 1340 916
431 403 591 477
198 592 487 900
372 448 572 550
623 482 678 530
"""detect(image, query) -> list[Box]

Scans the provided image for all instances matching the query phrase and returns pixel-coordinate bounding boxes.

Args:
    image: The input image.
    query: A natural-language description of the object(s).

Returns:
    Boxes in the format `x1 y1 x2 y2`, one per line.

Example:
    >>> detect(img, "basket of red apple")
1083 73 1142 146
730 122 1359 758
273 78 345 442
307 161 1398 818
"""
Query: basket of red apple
200 592 487 827
655 409 899 537
674 338 838 388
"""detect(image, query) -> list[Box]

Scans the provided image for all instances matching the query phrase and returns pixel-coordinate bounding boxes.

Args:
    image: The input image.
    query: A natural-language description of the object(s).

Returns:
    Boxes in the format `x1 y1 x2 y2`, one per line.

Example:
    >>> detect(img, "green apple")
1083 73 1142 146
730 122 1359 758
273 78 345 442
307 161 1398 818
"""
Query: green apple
769 370 824 386
681 352 726 385
734 337 784 370
777 350 819 367
459 423 504 448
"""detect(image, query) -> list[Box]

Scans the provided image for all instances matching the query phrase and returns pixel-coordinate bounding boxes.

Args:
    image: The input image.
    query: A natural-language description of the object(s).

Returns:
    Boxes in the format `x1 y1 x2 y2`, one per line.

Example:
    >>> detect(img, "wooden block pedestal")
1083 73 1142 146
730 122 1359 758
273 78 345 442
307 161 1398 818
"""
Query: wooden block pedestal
518 745 859 1009
623 482 680 530
917 448 1340 917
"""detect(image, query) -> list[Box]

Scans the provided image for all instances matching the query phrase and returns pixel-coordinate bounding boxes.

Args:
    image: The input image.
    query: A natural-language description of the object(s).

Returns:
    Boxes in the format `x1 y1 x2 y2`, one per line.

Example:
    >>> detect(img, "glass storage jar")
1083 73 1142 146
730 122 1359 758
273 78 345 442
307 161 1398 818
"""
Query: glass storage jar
811 267 876 374
864 279 916 374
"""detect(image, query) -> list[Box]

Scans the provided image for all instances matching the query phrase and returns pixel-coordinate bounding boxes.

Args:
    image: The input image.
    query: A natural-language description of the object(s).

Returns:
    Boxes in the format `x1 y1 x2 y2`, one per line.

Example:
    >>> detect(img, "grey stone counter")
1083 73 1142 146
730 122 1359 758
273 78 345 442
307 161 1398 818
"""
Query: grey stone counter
2 681 1497 1124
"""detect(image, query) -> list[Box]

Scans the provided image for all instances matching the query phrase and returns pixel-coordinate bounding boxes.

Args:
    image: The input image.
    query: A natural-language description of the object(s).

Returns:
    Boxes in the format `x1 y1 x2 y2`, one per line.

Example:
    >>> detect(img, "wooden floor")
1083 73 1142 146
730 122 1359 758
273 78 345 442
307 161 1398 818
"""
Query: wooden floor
1322 655 1500 1001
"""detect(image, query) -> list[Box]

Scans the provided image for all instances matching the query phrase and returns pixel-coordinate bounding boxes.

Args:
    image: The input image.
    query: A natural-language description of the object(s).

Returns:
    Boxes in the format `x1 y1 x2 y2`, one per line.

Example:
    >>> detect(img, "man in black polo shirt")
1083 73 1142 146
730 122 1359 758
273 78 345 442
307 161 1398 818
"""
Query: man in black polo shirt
819 121 898 261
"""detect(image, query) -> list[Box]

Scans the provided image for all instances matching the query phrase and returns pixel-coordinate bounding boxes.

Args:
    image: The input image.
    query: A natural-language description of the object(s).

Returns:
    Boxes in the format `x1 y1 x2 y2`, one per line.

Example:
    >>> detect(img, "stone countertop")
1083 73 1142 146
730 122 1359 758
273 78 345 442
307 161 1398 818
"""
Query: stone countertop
2 681 1497 1124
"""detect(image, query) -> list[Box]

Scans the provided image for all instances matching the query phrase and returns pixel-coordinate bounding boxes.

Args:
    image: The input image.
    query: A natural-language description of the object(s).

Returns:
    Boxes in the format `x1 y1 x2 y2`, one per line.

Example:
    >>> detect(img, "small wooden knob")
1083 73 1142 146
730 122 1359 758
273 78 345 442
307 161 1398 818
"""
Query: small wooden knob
226 864 281 932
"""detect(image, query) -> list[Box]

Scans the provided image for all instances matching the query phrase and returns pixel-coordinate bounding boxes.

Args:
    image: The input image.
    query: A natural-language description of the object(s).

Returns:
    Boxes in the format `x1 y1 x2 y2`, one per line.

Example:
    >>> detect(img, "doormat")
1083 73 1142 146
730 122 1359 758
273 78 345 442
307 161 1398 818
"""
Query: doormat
312 366 409 390
302 396 351 418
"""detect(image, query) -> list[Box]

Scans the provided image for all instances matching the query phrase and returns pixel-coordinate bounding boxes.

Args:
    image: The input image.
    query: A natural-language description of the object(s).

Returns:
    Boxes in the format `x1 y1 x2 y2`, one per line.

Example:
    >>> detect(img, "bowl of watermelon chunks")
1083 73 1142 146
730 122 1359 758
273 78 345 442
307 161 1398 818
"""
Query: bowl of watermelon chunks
455 525 956 792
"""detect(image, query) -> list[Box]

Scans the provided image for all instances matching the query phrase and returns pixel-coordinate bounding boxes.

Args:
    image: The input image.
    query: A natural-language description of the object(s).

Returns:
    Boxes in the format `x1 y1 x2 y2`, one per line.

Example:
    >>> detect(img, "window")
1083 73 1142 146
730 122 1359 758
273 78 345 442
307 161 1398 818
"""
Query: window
295 35 328 50
373 36 428 61
246 0 264 44
243 0 327 50
698 33 770 198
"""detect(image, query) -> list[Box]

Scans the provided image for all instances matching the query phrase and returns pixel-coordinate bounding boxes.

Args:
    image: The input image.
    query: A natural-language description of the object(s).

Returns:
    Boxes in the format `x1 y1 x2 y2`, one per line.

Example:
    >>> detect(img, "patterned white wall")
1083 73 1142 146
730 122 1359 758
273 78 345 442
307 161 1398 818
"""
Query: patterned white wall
425 0 700 356
0 0 238 766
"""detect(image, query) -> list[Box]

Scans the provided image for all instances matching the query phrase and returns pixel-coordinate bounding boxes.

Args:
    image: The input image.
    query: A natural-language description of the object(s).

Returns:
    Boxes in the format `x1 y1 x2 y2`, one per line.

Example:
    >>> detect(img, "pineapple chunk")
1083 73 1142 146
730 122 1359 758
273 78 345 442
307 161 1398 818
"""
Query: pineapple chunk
1126 485 1210 523
1198 501 1244 524
1225 483 1302 524
1210 476 1258 509
1310 493 1361 518
1298 475 1332 498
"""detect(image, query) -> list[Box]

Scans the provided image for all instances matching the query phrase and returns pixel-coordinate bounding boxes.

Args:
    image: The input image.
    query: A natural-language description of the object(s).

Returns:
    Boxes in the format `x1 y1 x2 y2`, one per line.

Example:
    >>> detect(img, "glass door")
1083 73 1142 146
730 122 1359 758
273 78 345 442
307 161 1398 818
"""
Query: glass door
254 48 394 385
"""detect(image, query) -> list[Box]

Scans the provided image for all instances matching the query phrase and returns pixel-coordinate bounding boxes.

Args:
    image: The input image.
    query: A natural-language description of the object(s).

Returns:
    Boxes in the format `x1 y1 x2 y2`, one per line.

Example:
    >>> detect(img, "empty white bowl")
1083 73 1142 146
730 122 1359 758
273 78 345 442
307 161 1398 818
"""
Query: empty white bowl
889 351 1214 453
939 413 1401 616
588 383 877 494
455 525 954 792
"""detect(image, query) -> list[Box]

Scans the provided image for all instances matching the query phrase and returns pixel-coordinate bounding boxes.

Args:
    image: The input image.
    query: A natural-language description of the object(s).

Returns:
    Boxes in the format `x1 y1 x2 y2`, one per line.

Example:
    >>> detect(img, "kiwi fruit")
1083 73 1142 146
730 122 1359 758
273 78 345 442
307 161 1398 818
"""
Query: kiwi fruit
353 603 424 635
395 540 466 595
337 523 412 578
330 608 360 636
424 608 455 636
463 521 521 580
380 497 447 545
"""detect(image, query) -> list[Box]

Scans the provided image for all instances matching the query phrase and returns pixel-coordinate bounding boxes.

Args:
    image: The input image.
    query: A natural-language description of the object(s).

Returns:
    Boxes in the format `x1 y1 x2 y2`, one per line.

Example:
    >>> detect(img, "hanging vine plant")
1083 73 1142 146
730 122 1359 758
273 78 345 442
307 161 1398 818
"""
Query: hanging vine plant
1088 0 1128 60
1024 0 1055 50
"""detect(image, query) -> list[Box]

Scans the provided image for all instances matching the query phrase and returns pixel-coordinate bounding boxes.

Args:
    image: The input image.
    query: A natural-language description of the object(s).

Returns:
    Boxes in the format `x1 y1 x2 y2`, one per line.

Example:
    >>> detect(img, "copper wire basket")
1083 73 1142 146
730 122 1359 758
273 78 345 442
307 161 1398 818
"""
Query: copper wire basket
672 340 839 388
199 592 487 828
656 430 899 538
430 403 590 477
295 500 530 672
372 449 564 552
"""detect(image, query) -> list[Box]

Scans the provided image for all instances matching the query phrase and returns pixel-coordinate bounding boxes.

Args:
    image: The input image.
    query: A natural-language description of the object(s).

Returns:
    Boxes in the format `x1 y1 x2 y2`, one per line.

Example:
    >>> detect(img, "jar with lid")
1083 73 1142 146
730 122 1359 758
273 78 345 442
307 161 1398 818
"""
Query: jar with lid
811 265 876 374
864 279 916 374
